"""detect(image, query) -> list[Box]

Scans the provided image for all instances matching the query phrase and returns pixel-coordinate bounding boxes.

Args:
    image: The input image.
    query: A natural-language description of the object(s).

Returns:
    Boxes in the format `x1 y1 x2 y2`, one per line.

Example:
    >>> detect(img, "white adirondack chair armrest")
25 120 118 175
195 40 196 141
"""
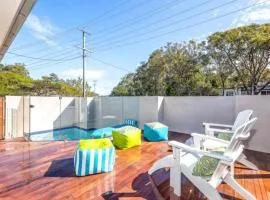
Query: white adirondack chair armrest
207 128 234 134
203 122 233 129
169 141 233 162
191 133 230 145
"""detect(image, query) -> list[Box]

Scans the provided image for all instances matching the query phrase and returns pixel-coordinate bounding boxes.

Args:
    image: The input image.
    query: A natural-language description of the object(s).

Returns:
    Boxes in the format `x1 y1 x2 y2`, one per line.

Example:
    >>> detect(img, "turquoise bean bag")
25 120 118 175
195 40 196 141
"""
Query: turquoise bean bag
74 138 115 176
144 122 168 141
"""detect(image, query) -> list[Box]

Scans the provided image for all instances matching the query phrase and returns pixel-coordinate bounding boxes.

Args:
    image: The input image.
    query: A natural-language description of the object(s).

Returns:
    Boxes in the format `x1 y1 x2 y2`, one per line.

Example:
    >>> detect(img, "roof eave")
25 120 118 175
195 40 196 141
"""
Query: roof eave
0 0 36 62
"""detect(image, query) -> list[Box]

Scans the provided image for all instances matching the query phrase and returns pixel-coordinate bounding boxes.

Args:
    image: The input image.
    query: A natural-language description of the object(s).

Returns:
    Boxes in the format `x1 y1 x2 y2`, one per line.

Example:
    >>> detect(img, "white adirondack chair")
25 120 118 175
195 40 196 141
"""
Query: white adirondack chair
202 109 258 171
203 109 253 136
148 118 257 200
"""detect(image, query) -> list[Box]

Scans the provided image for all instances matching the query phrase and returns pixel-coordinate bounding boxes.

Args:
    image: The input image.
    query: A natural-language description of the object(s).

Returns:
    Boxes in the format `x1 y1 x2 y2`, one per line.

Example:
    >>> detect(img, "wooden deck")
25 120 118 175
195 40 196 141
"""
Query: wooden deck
0 132 269 200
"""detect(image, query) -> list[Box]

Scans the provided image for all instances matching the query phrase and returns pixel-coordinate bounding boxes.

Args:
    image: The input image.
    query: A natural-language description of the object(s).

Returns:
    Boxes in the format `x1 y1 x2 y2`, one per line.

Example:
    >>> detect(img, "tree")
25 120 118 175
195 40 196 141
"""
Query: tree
65 77 94 96
162 41 211 96
0 64 96 96
0 64 33 95
207 47 234 95
208 23 270 95
111 41 219 96
111 73 136 96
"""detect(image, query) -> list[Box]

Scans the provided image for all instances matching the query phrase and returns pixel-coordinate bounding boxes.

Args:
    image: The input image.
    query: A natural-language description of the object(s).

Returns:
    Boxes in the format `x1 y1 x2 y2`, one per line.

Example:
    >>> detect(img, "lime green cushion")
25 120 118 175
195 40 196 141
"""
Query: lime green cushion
192 156 220 177
79 138 113 149
216 132 233 141
112 126 141 149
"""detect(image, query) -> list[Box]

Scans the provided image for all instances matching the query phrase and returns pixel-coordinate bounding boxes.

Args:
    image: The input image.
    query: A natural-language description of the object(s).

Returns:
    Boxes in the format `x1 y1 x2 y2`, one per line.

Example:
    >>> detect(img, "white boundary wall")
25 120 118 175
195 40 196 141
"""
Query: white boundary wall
163 96 235 133
163 96 270 153
4 96 270 153
235 96 270 153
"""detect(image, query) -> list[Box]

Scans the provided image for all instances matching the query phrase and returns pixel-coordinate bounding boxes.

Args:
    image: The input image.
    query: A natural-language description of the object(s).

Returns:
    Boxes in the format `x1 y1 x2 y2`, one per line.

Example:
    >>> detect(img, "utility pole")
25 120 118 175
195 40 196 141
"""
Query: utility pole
82 31 86 97
93 80 97 94
77 29 90 97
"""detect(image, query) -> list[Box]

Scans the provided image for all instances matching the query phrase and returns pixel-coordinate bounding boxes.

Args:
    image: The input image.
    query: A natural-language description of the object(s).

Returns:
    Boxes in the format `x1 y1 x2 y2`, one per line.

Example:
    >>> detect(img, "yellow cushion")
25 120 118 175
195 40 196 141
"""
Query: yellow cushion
79 138 113 149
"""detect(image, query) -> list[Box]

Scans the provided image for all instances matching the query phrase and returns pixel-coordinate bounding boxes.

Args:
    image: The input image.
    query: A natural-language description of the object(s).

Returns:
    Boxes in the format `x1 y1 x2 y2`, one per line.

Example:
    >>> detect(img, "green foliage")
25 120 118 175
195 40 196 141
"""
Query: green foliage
112 41 219 96
111 23 270 96
111 73 135 96
208 23 270 95
0 64 96 96
0 64 33 95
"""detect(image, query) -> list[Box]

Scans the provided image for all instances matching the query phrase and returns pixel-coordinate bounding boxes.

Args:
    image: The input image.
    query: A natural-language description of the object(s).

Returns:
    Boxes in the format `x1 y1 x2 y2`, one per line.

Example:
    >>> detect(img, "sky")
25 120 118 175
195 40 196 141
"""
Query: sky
2 0 270 95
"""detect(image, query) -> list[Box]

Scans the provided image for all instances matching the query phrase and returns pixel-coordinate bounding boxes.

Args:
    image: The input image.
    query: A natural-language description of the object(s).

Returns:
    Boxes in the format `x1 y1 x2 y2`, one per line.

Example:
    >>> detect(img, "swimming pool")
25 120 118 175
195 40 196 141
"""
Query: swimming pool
29 127 115 141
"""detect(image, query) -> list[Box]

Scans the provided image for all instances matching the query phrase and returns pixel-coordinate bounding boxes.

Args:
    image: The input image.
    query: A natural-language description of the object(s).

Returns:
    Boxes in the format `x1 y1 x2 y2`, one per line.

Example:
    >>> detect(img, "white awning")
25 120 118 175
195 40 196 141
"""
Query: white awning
0 0 36 61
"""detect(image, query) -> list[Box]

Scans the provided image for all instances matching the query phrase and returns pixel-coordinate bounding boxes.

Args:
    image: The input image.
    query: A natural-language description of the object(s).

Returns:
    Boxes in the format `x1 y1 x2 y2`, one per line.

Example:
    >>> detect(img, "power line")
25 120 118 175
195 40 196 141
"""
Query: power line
96 0 267 52
94 0 238 50
91 0 184 37
90 56 132 73
10 1 267 73
8 0 182 57
29 55 81 71
27 51 81 69
9 0 133 51
28 55 132 73
25 46 80 66
91 0 214 46
7 51 78 62
26 52 80 68
7 38 80 60
81 0 131 27
82 0 153 28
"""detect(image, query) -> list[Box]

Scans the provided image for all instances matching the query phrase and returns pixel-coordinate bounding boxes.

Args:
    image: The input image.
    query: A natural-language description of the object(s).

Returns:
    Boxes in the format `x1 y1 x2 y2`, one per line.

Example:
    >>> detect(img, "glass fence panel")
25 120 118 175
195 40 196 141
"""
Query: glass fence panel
5 96 143 141
5 96 28 139
100 97 123 128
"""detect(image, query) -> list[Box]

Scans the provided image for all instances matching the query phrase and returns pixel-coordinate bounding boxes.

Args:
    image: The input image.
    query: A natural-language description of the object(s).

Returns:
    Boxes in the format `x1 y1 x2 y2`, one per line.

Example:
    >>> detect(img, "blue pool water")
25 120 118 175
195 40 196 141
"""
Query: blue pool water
29 127 115 141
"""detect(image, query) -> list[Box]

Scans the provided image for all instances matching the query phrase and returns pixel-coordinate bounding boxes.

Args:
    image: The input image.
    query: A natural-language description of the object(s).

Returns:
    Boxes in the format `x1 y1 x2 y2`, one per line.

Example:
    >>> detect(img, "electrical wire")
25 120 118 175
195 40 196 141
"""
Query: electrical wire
7 51 77 62
90 0 214 46
95 0 268 52
94 0 238 50
9 0 134 51
28 55 82 71
90 57 132 72
7 0 184 57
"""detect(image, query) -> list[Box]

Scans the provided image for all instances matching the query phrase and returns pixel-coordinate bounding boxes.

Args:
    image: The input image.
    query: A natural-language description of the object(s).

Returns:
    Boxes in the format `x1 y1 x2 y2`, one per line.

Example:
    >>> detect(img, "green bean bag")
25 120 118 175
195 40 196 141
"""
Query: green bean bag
112 126 141 149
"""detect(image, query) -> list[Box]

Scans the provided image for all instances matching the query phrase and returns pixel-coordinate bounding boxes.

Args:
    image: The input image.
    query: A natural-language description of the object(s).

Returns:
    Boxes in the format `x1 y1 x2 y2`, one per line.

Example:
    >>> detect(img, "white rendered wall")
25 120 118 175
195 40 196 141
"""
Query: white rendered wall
138 96 159 128
163 96 235 133
123 97 139 123
235 96 270 153
30 97 62 132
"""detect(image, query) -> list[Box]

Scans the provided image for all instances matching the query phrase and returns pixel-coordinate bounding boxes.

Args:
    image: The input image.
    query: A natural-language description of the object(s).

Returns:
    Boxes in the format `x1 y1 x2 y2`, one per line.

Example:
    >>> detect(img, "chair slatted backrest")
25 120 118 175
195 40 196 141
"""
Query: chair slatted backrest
232 109 253 131
210 118 257 182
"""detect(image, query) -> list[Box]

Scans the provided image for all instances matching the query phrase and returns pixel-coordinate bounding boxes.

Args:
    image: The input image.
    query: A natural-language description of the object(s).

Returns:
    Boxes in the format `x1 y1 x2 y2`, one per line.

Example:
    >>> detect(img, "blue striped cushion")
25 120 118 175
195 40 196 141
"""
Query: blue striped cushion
124 119 138 127
74 147 115 176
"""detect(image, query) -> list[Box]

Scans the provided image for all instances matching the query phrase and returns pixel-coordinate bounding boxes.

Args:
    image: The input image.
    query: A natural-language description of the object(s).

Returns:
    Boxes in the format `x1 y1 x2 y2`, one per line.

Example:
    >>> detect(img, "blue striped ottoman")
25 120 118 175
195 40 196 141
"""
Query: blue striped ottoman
144 122 168 141
74 138 115 176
